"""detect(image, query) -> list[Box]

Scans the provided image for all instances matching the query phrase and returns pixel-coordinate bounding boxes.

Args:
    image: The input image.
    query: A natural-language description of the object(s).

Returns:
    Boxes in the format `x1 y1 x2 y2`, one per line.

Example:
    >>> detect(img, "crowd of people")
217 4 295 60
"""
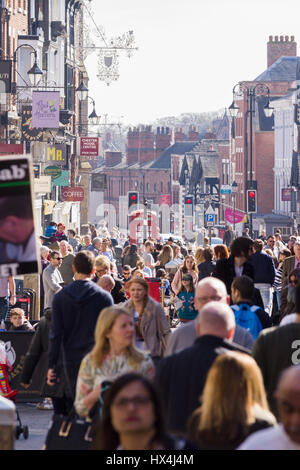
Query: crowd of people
1 221 300 451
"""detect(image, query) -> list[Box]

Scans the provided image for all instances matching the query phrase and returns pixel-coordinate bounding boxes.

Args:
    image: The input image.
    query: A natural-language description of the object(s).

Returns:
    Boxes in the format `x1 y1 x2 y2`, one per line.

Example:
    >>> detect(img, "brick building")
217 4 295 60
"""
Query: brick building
230 35 299 234
0 0 29 141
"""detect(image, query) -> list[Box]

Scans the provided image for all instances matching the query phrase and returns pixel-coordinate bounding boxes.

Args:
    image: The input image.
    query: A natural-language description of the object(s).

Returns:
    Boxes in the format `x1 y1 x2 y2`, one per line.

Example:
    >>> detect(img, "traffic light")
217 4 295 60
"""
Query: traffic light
184 195 194 216
128 191 139 209
247 189 257 213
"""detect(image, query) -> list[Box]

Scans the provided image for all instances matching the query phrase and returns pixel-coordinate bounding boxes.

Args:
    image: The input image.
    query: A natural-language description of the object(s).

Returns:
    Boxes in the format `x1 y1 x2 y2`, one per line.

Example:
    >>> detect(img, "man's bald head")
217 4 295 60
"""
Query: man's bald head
194 277 229 312
195 301 235 340
275 365 300 444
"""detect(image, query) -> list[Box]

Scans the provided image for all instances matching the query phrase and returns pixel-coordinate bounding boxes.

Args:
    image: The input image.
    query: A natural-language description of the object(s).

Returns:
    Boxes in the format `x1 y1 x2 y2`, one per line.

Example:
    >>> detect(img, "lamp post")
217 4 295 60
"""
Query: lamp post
13 44 43 87
76 86 101 134
231 180 238 236
229 82 274 237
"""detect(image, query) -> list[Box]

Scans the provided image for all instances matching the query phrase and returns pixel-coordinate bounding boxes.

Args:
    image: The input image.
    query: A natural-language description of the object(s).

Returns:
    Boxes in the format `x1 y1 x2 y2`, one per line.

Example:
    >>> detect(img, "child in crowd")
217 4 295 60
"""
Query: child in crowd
7 308 33 331
175 273 198 323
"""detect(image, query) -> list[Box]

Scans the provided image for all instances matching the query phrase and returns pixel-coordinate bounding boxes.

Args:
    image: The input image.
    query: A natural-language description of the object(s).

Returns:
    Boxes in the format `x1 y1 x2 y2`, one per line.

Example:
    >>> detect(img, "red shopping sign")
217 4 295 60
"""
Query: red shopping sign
61 186 85 202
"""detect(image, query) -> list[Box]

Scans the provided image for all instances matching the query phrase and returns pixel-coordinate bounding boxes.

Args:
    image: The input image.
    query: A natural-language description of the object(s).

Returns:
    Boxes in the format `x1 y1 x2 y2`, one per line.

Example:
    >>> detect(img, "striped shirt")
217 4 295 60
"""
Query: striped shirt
273 266 283 291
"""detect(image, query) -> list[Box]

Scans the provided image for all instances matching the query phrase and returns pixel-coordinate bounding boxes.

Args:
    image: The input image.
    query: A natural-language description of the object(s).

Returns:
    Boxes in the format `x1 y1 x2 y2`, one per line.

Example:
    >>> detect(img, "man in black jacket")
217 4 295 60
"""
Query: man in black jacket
155 301 250 436
214 236 255 294
47 251 113 401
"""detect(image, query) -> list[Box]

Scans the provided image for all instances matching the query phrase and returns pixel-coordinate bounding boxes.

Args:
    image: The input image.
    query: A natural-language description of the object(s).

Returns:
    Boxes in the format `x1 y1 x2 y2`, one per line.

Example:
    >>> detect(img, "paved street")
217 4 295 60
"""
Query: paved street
14 403 52 451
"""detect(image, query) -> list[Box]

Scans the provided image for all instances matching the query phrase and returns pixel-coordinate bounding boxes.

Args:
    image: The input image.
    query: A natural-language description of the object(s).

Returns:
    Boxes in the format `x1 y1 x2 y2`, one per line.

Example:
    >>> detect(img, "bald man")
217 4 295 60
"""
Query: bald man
239 366 300 450
165 277 254 356
97 274 115 294
155 300 251 435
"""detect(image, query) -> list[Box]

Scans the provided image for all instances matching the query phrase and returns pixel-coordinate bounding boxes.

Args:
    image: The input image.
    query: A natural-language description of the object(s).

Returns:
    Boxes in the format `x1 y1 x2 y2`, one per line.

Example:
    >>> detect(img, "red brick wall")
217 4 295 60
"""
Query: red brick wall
267 35 297 67
174 129 185 142
105 151 122 167
103 168 171 223
254 132 274 214
155 127 171 157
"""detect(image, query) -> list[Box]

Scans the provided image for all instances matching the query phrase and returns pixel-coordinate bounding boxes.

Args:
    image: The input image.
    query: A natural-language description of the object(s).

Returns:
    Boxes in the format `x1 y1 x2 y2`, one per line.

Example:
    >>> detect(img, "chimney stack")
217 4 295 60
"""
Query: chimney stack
267 35 297 67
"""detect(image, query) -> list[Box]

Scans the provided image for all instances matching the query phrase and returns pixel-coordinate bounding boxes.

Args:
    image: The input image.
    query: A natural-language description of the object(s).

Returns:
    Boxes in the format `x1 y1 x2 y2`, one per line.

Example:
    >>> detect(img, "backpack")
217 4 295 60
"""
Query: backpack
231 303 263 340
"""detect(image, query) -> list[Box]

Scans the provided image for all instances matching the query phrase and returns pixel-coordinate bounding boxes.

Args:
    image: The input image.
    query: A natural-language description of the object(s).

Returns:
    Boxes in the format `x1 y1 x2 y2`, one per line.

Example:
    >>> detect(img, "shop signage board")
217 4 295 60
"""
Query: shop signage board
281 188 292 202
80 137 99 157
44 166 62 179
52 170 69 187
45 144 66 165
21 106 43 141
34 176 51 193
61 186 85 202
32 91 60 128
0 144 24 155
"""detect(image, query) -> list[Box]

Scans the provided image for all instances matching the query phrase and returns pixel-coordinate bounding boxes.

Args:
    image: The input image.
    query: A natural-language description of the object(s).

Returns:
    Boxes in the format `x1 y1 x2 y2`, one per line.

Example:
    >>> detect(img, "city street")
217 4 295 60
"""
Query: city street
14 403 52 451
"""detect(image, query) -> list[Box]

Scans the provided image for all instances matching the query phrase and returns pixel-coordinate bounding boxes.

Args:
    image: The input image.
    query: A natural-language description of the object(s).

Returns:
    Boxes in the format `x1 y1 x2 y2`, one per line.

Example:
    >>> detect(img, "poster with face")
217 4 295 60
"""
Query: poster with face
0 156 39 276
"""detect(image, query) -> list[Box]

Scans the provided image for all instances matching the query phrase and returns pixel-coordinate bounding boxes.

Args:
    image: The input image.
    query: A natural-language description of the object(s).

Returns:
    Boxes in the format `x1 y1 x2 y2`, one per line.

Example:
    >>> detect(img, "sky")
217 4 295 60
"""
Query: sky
84 0 300 126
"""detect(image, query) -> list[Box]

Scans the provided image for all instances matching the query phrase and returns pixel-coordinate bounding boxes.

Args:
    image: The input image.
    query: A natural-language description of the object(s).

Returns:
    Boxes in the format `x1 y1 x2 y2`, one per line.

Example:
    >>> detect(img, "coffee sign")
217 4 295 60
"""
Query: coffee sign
61 186 84 202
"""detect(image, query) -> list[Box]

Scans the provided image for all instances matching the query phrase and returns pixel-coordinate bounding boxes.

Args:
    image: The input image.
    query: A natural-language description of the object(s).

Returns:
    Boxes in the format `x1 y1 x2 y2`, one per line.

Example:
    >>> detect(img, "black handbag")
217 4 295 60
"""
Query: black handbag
43 406 97 451
43 382 111 450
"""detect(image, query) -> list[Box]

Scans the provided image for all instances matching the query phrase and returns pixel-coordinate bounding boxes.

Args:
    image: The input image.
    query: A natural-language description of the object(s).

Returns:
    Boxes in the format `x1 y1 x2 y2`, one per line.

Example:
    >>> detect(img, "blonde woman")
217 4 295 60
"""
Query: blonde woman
187 351 276 449
195 247 205 266
74 306 155 417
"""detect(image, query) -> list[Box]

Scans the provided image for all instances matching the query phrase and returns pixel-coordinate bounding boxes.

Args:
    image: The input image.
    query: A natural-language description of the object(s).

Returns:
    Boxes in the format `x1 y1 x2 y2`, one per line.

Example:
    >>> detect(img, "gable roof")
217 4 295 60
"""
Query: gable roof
149 141 199 169
255 56 300 82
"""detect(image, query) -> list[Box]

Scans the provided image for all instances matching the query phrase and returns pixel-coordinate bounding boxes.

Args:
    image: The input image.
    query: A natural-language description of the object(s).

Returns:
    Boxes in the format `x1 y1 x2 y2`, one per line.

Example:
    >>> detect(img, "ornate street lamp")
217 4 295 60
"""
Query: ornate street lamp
229 82 274 236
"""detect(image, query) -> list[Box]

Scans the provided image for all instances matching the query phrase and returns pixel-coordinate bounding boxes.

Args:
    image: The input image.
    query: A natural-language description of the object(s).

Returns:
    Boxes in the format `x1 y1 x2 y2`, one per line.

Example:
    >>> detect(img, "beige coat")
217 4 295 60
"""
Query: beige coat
125 296 171 357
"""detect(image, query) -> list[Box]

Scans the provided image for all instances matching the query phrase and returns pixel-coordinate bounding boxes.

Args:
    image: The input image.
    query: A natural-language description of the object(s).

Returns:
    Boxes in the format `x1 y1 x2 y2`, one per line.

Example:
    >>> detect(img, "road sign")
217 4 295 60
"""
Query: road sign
205 205 215 226
206 214 215 226
206 204 214 215
221 185 232 195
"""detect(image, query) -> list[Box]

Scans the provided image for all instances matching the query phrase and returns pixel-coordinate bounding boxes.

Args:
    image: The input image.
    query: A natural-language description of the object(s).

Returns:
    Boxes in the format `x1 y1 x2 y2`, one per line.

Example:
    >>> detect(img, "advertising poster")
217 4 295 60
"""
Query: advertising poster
32 91 60 128
0 156 39 276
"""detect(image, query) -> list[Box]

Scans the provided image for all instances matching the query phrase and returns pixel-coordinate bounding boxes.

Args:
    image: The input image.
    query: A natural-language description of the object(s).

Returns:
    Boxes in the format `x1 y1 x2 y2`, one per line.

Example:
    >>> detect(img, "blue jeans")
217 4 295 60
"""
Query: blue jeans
0 297 9 322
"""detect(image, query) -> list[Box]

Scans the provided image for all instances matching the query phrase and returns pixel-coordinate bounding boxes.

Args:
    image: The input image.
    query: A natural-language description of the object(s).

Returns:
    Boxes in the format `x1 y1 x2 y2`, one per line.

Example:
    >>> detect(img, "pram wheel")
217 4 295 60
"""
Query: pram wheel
15 425 29 439
23 425 29 439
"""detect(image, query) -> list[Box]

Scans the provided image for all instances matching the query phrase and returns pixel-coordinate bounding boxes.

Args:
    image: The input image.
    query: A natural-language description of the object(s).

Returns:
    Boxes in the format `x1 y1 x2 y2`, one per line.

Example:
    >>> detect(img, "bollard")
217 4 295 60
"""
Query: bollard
0 395 16 450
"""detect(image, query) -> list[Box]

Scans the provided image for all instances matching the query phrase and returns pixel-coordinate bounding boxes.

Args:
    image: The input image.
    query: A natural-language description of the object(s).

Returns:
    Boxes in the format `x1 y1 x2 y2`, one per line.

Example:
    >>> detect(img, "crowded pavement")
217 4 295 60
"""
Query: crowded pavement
1 0 300 458
1 223 300 452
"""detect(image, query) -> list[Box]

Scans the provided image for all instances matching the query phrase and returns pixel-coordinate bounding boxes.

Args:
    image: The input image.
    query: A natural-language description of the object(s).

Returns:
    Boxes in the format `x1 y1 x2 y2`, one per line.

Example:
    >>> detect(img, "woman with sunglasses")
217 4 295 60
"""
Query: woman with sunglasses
92 373 197 450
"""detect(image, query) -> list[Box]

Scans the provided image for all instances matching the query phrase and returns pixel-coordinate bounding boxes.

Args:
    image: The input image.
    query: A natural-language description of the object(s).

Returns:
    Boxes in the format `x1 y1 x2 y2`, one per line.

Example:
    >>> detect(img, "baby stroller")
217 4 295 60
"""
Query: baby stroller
0 343 29 440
